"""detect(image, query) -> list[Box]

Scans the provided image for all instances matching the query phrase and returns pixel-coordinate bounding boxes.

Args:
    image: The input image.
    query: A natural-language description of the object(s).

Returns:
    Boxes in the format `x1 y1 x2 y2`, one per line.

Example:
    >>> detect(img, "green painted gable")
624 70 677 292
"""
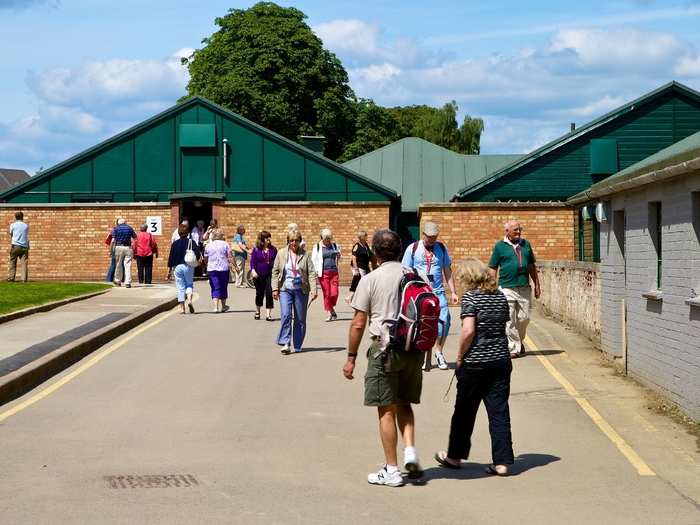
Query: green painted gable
1 98 397 204
343 137 521 212
455 81 700 202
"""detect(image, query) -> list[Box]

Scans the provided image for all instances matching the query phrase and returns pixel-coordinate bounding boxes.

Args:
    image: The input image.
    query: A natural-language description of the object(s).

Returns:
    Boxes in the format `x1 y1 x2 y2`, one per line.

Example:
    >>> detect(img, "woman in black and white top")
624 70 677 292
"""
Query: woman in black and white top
434 258 514 476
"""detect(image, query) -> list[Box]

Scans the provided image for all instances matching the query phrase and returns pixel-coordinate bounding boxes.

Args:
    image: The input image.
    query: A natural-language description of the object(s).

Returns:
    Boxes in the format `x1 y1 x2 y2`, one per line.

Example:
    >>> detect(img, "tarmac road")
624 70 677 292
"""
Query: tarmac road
0 283 698 524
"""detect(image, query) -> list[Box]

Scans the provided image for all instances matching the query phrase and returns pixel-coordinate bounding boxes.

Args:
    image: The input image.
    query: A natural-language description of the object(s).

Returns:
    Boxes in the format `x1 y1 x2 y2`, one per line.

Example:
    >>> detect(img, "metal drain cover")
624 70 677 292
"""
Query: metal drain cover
105 474 199 489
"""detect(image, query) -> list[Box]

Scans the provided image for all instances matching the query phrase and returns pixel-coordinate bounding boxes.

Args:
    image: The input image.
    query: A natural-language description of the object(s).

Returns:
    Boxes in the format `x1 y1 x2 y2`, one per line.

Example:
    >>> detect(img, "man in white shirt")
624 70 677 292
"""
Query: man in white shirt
171 219 190 244
8 211 29 282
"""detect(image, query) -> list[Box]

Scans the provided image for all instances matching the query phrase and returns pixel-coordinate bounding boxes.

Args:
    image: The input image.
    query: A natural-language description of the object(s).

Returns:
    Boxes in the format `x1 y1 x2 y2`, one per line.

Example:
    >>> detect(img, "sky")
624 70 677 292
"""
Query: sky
2 0 700 174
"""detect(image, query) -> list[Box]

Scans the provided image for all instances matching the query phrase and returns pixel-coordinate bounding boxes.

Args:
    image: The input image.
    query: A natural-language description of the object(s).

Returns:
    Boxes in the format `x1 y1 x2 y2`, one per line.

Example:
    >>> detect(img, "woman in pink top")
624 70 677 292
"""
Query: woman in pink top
133 224 158 284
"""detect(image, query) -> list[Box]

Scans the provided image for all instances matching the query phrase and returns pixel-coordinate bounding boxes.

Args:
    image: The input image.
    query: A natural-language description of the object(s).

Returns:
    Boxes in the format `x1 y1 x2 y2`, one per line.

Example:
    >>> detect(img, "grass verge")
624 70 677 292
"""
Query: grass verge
0 282 111 315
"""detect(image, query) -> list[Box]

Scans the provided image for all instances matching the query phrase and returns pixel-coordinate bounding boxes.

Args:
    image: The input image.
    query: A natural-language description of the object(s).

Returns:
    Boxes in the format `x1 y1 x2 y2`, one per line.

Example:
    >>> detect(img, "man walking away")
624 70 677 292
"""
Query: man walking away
401 221 459 371
111 218 136 288
344 229 424 487
7 211 29 282
488 220 541 358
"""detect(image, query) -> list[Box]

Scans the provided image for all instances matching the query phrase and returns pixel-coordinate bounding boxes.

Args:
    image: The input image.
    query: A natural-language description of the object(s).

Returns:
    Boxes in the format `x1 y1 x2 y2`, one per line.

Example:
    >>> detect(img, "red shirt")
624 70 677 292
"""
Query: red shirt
134 232 157 257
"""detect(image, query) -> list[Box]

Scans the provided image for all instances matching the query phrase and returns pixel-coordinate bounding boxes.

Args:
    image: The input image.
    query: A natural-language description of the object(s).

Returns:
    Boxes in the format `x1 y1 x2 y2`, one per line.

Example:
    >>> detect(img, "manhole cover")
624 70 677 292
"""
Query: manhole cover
105 474 199 489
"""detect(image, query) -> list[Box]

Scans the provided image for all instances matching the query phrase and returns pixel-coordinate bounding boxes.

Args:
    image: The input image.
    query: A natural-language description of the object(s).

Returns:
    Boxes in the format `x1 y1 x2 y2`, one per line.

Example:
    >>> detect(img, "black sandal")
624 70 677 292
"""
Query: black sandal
485 464 509 476
434 452 461 469
266 316 273 321
254 312 261 320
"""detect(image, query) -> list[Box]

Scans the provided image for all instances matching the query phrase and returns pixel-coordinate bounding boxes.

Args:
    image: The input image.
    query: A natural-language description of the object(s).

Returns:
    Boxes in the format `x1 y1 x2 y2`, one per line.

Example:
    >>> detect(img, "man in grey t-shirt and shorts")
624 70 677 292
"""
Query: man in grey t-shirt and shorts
343 229 424 487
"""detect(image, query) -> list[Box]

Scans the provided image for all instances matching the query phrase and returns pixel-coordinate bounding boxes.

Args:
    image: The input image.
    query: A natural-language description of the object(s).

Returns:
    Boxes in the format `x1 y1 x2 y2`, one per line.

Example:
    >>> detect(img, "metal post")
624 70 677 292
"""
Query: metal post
621 298 627 375
222 138 229 182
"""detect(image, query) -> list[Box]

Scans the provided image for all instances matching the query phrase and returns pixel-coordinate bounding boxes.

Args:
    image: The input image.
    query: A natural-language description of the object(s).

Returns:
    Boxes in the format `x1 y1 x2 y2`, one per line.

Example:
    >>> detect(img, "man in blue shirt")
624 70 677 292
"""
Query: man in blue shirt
111 218 137 288
7 211 29 282
401 221 459 371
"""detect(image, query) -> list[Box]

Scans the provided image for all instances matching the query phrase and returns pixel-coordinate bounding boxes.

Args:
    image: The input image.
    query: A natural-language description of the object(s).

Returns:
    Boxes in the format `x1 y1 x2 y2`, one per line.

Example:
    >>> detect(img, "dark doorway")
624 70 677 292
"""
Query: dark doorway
180 200 213 229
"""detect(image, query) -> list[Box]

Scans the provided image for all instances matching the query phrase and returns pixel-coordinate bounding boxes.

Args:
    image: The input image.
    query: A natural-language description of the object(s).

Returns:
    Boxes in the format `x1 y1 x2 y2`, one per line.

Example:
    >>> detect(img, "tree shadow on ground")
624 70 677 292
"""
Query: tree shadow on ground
414 453 560 485
527 349 564 356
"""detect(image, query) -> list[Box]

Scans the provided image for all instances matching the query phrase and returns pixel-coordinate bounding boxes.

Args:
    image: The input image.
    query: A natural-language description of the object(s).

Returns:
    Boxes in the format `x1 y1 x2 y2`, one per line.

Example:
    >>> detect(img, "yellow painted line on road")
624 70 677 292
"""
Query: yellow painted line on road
524 335 656 477
0 305 182 423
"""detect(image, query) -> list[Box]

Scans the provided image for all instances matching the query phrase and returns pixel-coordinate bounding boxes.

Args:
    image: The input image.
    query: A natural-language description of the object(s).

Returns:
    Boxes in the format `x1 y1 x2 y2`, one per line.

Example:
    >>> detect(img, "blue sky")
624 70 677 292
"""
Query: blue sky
2 0 700 173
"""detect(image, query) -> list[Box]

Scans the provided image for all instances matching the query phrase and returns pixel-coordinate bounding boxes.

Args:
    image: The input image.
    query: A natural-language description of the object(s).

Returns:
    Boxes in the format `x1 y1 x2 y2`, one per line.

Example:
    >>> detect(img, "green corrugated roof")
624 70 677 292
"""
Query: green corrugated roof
454 81 700 201
343 137 521 211
568 129 700 203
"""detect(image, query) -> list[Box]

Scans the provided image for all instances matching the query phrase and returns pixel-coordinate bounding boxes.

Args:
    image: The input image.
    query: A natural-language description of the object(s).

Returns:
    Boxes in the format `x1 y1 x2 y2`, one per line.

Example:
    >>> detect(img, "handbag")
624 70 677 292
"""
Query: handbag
184 238 198 268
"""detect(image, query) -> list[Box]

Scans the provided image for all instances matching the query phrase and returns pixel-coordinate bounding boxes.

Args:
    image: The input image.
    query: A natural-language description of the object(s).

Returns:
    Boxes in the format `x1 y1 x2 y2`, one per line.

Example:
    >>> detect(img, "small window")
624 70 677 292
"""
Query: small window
590 139 618 174
649 202 662 289
179 124 216 147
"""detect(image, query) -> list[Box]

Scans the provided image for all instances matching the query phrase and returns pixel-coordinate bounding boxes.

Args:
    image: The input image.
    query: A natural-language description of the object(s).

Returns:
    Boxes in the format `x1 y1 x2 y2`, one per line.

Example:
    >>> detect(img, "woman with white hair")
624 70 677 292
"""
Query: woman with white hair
311 228 341 321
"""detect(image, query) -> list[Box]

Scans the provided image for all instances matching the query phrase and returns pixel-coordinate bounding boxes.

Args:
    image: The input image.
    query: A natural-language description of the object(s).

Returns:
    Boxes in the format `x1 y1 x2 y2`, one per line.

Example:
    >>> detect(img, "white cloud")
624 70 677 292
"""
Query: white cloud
675 55 700 76
314 19 381 59
0 50 189 173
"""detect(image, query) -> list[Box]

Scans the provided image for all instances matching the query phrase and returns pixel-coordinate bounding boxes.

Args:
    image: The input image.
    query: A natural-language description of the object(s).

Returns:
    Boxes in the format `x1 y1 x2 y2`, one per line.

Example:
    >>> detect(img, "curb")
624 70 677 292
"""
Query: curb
0 296 178 407
0 289 111 325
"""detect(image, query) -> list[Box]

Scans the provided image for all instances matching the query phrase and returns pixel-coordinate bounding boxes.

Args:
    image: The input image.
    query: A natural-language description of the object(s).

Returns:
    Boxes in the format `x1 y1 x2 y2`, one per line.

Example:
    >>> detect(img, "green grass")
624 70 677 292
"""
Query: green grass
0 282 112 315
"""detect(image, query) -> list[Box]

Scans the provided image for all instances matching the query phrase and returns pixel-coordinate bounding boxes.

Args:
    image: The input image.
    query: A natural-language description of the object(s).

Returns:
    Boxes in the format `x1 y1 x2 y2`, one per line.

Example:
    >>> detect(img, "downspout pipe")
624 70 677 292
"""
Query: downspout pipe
222 138 229 183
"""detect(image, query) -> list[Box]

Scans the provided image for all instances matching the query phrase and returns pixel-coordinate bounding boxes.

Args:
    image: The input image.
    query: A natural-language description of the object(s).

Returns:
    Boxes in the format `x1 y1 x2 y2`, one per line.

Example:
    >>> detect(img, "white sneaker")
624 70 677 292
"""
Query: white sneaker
436 353 448 370
404 449 423 480
367 466 404 487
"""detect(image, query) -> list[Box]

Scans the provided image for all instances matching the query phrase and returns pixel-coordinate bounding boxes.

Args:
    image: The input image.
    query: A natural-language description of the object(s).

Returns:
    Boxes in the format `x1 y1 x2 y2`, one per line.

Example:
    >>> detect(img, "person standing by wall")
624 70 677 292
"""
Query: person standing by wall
312 228 341 321
104 219 118 283
7 211 29 282
488 220 541 358
250 230 277 321
204 228 231 313
345 230 375 304
401 221 459 371
434 259 514 476
343 229 424 487
111 218 136 288
232 224 250 287
272 229 317 355
133 224 158 285
167 224 201 314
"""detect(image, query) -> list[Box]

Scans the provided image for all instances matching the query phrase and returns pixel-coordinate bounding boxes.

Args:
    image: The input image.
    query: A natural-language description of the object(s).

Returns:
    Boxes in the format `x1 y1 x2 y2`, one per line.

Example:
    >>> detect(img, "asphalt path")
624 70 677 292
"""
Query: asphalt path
0 283 698 524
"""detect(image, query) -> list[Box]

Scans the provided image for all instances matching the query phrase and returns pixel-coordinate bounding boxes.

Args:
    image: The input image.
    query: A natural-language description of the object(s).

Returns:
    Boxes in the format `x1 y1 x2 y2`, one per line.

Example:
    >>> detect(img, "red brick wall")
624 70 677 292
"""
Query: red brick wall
418 203 576 264
0 205 174 282
215 202 390 284
0 202 390 283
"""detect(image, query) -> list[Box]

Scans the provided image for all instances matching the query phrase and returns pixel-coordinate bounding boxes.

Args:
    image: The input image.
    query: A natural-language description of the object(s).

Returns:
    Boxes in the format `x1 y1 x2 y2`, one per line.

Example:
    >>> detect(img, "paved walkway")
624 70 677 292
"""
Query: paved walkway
0 283 698 524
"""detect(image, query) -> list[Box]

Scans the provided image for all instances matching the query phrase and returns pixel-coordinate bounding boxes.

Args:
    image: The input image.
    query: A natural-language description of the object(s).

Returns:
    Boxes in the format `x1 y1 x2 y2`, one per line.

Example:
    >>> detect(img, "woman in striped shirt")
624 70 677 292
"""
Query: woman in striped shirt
434 258 514 476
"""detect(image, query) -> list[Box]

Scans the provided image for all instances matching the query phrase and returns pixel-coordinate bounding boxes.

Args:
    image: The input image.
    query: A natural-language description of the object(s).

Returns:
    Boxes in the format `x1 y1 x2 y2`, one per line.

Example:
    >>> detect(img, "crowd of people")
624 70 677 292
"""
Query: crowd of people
99 215 541 486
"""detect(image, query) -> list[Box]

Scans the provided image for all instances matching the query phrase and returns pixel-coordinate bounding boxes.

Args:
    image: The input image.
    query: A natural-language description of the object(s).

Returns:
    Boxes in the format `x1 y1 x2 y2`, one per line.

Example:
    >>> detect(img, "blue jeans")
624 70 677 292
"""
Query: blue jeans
174 264 194 303
277 288 308 350
437 291 451 342
106 254 116 282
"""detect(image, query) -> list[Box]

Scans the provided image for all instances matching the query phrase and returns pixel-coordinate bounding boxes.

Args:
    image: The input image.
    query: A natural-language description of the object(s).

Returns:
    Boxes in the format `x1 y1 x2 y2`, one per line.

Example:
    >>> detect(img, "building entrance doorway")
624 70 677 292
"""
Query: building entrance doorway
180 200 213 229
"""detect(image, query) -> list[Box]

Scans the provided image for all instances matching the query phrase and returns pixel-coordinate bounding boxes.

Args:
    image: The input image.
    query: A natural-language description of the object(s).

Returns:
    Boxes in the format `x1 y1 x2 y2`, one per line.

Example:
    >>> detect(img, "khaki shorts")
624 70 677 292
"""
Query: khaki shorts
364 343 423 407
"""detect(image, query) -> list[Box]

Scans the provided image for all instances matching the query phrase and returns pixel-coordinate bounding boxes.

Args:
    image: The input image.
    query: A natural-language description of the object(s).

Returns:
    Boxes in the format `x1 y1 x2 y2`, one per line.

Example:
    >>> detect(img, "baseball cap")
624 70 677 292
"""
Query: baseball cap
423 221 439 236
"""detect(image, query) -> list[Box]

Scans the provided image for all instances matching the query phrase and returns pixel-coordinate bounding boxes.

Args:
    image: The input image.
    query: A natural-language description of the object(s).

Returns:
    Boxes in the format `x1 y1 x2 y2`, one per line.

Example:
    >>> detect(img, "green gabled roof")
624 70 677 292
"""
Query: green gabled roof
343 137 521 212
569 129 700 203
1 96 399 202
454 81 700 201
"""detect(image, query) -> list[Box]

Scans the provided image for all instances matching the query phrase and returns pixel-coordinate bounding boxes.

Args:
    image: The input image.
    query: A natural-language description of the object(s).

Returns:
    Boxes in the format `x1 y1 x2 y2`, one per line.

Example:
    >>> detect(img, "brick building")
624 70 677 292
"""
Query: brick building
569 131 700 420
0 97 398 283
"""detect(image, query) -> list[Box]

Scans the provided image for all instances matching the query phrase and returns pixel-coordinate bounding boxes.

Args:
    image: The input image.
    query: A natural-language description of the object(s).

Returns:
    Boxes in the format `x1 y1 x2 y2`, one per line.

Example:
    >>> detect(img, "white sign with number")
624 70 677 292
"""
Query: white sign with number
147 216 162 236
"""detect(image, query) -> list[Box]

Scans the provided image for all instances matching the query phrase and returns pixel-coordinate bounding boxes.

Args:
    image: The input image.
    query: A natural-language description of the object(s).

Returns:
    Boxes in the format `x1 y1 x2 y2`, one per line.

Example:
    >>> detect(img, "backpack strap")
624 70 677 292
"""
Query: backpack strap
410 241 419 267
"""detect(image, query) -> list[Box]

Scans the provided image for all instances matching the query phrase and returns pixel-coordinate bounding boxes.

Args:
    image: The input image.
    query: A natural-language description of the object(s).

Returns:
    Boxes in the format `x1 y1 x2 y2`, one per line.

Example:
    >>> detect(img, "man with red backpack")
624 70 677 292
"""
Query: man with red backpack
343 229 427 487
401 221 459 371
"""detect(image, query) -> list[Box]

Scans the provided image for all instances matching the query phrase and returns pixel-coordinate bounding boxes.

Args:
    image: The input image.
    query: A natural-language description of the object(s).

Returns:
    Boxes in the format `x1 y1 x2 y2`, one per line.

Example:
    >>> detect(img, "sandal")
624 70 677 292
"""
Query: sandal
434 451 461 469
254 312 261 320
485 464 509 476
266 316 273 321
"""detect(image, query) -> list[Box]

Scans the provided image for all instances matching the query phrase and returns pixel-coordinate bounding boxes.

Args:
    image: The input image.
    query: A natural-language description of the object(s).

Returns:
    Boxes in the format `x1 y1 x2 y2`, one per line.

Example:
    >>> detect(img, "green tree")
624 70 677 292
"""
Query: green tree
182 2 355 160
338 100 402 162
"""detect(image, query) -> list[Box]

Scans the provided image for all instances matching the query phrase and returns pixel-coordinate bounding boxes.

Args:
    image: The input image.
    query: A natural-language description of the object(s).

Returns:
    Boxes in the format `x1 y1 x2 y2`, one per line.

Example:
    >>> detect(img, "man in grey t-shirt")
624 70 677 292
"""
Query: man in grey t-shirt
8 211 29 282
344 229 423 487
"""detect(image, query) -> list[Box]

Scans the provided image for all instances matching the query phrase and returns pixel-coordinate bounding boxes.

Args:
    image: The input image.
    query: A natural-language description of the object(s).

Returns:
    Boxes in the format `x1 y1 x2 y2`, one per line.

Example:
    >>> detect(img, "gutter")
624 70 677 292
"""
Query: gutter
568 156 700 205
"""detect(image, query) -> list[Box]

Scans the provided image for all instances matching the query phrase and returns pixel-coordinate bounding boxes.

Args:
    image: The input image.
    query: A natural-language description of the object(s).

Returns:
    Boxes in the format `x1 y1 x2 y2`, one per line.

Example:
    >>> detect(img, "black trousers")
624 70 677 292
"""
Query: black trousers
136 255 153 284
254 274 273 309
349 267 369 292
447 359 514 465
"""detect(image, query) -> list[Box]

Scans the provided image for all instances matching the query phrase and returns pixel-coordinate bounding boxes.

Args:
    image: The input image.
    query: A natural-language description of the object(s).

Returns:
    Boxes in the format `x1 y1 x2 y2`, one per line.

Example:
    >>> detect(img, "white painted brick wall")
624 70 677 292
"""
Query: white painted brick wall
600 169 700 420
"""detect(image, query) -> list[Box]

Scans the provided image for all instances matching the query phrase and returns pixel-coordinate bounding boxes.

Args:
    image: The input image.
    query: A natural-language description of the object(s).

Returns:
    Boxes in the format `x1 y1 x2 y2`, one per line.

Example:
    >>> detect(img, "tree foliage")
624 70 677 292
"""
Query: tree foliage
183 2 355 160
183 2 484 162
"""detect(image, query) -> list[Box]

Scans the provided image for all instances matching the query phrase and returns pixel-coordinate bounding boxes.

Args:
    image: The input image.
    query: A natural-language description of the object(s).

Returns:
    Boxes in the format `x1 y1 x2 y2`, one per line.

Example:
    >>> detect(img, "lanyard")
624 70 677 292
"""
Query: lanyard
289 251 299 276
424 245 434 275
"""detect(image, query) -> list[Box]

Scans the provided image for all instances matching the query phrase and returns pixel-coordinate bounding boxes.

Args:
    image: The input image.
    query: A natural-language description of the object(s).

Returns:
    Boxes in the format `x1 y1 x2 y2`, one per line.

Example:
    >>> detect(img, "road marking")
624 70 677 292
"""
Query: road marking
0 307 178 423
524 335 656 477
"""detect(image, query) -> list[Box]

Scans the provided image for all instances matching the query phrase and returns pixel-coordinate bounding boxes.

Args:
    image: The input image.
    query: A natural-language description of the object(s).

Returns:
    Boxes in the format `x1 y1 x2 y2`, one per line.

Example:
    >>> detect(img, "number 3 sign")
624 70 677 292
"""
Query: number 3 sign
146 216 162 236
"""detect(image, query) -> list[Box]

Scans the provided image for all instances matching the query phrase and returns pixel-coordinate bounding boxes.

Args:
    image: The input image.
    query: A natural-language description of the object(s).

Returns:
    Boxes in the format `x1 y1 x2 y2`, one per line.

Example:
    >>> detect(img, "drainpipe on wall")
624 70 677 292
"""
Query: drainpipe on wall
222 138 229 182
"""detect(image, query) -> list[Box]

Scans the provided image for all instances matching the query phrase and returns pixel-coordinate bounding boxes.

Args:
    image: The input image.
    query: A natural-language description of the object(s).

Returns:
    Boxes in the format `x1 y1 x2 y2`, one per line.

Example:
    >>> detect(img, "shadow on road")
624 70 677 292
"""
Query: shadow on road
527 349 564 356
299 347 345 353
416 453 560 484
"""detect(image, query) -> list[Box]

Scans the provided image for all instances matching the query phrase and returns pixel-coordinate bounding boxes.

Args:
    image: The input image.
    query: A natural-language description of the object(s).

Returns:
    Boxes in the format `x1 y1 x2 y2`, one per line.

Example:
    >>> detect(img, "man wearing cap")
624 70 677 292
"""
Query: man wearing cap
111 218 137 288
401 221 459 371
488 220 541 358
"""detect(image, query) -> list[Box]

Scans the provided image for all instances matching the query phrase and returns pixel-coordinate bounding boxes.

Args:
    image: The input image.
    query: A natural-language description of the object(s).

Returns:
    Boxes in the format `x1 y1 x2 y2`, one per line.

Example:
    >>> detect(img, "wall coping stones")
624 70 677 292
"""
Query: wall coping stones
419 202 571 210
0 202 171 208
222 201 389 207
537 260 600 271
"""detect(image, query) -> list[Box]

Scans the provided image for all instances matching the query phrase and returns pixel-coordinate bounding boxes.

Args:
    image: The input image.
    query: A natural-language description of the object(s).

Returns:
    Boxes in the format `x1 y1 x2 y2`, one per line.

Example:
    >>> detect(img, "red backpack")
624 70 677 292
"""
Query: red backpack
385 269 442 352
